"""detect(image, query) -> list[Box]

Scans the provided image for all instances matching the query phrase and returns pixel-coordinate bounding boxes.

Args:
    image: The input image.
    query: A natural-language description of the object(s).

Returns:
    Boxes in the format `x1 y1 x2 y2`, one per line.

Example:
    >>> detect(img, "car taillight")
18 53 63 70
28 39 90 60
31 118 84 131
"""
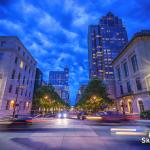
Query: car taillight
26 120 32 123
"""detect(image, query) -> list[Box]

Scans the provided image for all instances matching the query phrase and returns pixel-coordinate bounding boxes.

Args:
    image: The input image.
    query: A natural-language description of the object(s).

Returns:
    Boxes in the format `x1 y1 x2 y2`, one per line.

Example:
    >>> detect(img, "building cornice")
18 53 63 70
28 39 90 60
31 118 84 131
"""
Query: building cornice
112 30 150 65
116 91 150 99
0 36 37 64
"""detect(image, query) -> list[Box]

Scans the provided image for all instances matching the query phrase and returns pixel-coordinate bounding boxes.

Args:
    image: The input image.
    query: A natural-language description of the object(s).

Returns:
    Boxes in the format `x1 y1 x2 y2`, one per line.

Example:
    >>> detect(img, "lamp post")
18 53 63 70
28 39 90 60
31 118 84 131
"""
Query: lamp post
13 80 26 118
92 96 97 113
43 95 49 115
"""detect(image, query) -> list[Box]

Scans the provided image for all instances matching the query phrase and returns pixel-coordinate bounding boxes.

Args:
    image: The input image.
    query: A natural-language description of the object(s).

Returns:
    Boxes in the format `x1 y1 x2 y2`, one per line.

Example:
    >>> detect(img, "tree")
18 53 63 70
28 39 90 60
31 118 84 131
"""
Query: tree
32 85 69 114
77 77 112 113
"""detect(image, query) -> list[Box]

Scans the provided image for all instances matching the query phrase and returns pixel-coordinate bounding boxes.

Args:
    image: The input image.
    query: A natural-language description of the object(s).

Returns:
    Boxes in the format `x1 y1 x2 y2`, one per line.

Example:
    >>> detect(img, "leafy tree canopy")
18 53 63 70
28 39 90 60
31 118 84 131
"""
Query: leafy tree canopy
77 77 113 112
33 85 69 110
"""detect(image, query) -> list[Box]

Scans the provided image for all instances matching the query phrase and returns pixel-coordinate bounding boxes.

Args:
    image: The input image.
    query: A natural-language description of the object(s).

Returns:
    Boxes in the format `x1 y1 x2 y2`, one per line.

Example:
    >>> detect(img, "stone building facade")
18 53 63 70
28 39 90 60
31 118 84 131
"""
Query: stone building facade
0 36 36 117
112 30 150 114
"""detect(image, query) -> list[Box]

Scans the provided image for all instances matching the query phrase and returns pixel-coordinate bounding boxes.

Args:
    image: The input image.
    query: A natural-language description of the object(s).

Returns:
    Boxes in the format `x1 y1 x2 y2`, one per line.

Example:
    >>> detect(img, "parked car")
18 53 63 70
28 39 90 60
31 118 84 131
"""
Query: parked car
77 112 87 120
68 112 78 119
100 111 126 122
86 112 104 120
44 113 55 118
94 112 105 116
10 115 33 125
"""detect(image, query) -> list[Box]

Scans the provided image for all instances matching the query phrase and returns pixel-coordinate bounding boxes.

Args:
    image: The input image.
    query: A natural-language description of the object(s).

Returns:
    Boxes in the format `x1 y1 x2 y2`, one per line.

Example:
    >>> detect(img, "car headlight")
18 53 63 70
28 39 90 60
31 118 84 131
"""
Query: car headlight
58 113 61 118
63 113 67 118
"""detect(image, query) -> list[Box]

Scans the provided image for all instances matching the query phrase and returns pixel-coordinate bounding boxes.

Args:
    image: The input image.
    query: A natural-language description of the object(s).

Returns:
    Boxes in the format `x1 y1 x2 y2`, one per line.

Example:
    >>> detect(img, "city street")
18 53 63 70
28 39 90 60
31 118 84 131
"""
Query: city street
0 118 150 150
0 1 149 150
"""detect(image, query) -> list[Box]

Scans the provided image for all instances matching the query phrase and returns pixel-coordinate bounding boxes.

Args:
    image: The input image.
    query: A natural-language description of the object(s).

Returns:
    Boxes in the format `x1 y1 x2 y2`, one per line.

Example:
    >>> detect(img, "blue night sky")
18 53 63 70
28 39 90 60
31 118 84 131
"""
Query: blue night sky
0 0 150 105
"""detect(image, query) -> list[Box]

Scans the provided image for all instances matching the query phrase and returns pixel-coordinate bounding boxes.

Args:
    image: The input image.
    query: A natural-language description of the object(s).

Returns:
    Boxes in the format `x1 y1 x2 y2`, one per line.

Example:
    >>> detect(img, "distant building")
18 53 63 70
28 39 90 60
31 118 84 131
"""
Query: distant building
0 36 37 117
34 68 43 90
49 67 69 103
76 84 87 103
31 68 43 114
88 12 128 98
112 30 150 114
42 80 47 86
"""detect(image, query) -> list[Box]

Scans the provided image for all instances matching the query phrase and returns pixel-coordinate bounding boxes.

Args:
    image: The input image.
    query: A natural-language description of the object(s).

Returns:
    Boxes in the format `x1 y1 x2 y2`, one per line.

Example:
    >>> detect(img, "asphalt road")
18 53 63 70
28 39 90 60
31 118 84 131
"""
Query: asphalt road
0 118 150 150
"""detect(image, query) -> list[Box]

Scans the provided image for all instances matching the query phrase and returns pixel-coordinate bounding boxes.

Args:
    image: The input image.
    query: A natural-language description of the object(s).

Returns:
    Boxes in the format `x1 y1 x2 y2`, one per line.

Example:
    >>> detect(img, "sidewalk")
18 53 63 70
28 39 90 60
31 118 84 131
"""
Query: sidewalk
136 120 150 123
0 115 14 125
0 138 31 150
135 119 150 126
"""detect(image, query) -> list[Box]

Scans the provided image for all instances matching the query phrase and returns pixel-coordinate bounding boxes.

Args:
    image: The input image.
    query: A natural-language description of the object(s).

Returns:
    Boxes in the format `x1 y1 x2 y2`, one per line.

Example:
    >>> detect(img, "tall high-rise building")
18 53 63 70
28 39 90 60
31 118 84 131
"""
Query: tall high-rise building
49 67 69 103
88 12 128 80
76 84 87 104
34 68 43 90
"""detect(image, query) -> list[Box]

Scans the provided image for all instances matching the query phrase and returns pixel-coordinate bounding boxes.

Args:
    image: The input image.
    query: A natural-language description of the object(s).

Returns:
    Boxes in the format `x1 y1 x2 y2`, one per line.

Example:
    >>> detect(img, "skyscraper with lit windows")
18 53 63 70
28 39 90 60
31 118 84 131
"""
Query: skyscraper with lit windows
88 12 128 81
49 67 69 103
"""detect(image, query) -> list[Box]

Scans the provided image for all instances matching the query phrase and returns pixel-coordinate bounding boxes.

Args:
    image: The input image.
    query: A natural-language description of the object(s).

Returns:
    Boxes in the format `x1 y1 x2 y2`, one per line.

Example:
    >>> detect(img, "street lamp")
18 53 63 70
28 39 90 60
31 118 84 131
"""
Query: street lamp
93 96 97 100
44 95 48 99
13 84 26 118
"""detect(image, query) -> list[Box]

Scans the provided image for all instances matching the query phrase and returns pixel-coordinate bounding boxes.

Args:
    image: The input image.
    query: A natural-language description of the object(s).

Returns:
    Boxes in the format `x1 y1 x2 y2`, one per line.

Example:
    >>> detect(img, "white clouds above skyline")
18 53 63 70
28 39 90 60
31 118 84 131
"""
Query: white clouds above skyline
0 0 149 104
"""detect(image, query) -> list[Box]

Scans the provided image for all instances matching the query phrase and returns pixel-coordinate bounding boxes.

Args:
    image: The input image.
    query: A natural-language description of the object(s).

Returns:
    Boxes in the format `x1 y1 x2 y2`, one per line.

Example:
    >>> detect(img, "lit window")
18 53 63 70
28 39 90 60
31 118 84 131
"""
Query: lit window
98 70 103 72
20 61 24 69
109 72 113 74
24 101 30 110
26 102 29 108
10 100 15 109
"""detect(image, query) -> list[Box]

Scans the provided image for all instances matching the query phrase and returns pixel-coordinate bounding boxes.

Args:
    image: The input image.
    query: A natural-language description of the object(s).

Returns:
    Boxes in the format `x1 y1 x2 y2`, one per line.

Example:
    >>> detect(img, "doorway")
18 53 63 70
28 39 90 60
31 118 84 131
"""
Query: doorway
138 100 144 112
128 101 133 113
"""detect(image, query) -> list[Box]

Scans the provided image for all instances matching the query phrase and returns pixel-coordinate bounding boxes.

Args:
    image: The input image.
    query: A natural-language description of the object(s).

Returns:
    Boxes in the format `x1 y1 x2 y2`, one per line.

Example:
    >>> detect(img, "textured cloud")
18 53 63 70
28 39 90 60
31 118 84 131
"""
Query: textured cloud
0 0 149 105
